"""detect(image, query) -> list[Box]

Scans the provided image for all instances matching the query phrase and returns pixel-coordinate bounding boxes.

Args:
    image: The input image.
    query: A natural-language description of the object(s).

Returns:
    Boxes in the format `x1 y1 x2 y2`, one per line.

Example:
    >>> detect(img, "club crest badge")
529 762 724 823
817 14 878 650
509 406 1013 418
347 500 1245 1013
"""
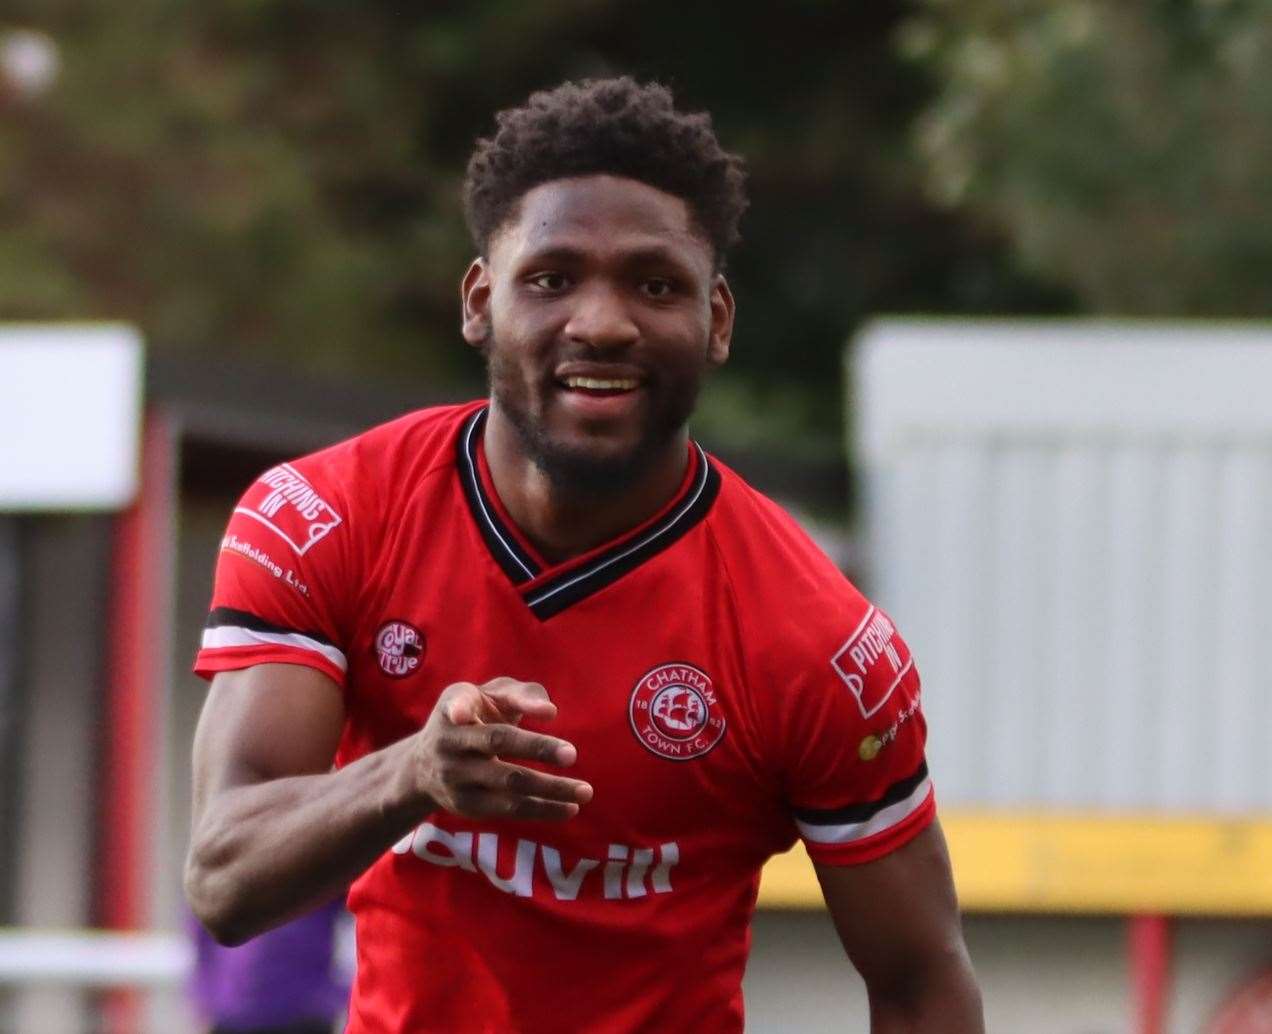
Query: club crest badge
374 620 425 678
628 662 726 761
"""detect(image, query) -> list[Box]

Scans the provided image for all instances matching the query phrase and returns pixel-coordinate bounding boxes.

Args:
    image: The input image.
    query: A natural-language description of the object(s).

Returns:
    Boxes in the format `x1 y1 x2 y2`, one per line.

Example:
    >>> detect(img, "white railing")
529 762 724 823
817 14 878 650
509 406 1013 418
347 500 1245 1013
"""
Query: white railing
0 928 190 987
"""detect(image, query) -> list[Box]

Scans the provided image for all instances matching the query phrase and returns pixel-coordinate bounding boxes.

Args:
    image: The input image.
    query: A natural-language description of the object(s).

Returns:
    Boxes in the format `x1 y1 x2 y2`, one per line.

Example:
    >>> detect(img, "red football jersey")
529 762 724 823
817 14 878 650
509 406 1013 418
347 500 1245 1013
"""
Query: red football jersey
195 401 934 1034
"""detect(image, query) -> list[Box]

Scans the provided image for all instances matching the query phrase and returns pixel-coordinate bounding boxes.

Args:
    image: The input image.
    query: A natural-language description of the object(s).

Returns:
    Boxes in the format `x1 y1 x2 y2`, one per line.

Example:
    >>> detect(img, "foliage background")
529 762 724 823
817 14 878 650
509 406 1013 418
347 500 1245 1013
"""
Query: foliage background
4 1 1264 473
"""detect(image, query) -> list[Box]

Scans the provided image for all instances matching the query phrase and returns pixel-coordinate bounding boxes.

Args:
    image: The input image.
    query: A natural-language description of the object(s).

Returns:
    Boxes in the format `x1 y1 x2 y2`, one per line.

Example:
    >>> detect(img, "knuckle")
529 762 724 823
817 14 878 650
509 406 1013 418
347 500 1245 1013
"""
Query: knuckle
504 768 528 794
452 788 480 813
436 683 476 724
512 797 548 820
486 727 509 753
440 681 475 702
529 799 558 820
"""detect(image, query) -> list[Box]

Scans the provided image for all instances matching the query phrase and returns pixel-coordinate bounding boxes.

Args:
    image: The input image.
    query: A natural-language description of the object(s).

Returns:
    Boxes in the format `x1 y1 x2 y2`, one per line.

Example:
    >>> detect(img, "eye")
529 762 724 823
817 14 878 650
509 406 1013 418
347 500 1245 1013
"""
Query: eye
528 272 570 292
640 277 676 299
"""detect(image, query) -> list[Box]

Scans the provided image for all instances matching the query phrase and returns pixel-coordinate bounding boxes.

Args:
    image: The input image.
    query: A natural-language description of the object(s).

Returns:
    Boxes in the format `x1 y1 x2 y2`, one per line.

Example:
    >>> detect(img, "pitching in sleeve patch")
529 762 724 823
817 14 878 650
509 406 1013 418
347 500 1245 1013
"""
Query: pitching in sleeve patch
830 605 914 718
232 463 342 557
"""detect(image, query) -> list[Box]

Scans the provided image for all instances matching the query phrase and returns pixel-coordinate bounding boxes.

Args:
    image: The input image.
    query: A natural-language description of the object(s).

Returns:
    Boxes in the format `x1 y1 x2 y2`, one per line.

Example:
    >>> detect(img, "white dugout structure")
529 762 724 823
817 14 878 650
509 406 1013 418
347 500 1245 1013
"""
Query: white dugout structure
855 320 1270 825
759 320 1272 1034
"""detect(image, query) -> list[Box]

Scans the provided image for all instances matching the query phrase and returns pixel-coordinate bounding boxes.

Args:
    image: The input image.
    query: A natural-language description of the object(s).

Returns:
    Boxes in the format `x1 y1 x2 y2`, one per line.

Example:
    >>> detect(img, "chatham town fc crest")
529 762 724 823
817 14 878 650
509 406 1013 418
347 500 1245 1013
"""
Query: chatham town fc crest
374 620 425 678
628 662 726 761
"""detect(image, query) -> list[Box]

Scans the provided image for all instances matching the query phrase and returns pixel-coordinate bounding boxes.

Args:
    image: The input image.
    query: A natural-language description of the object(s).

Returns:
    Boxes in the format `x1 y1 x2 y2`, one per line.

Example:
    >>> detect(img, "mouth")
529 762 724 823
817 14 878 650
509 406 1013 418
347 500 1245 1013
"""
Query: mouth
559 375 641 396
550 365 647 423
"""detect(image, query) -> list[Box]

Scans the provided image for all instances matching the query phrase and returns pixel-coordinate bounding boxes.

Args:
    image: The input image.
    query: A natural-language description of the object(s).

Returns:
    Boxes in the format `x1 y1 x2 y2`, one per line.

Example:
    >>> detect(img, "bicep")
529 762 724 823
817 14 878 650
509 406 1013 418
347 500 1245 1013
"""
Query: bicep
191 663 345 814
814 820 965 987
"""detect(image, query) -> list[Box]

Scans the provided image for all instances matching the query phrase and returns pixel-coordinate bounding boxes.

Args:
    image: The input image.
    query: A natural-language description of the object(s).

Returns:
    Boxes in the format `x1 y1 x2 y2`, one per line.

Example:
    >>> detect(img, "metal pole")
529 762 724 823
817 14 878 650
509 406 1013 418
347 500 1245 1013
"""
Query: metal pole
1129 913 1172 1034
97 410 176 1034
0 517 20 921
0 517 21 1033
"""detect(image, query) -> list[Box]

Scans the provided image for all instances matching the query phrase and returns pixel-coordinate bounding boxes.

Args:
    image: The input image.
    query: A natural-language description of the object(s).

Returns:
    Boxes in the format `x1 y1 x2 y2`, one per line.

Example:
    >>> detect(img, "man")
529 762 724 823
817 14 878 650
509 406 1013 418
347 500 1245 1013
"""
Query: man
186 77 982 1032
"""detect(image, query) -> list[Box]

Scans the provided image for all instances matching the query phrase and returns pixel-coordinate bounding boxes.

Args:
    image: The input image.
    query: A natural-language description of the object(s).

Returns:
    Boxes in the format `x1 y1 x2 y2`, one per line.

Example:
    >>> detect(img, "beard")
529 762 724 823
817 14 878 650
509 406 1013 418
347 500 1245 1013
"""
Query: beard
483 329 706 499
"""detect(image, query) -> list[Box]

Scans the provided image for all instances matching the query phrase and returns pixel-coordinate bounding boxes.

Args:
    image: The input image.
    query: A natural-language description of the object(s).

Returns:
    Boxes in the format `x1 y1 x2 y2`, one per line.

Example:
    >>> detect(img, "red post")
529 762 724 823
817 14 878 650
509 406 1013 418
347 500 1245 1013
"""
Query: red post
97 409 175 1032
1129 913 1172 1034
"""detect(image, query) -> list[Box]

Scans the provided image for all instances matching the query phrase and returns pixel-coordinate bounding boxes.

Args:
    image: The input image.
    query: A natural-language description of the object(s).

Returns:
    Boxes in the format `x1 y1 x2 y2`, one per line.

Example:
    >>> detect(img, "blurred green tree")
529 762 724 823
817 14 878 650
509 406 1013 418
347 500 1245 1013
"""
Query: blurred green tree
905 0 1272 315
0 0 1066 468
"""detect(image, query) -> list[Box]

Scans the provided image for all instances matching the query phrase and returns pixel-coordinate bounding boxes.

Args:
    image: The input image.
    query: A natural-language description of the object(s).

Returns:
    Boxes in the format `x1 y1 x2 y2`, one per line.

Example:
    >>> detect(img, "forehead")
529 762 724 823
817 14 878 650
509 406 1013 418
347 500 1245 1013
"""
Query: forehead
491 175 711 268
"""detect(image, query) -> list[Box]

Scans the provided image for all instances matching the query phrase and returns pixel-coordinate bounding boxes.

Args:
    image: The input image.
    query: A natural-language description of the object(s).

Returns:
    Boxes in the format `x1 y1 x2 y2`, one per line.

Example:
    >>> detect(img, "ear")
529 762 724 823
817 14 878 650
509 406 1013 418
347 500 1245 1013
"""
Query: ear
461 258 492 347
707 275 735 367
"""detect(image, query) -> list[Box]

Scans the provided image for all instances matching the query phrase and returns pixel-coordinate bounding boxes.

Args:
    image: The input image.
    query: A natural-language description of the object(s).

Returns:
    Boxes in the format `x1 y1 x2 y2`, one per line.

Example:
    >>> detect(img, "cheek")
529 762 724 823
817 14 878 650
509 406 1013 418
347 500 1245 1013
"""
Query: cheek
492 306 560 363
486 331 549 404
655 318 715 371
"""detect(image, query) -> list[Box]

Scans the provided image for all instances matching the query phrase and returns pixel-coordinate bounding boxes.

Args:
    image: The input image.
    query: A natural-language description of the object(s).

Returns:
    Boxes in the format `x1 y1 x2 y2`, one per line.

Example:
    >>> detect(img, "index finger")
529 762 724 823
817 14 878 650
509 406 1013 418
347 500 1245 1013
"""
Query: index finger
447 722 578 768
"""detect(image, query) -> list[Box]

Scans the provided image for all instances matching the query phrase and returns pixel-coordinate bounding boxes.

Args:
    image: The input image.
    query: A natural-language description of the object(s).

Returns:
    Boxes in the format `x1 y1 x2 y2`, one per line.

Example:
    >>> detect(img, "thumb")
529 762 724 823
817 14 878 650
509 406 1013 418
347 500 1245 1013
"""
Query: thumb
482 678 558 723
443 682 494 725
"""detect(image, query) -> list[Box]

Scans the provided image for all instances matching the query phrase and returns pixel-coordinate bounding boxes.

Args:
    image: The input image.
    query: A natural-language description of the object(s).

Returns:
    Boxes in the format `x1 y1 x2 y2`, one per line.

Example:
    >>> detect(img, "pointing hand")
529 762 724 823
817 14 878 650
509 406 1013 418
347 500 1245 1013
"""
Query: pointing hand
411 677 593 822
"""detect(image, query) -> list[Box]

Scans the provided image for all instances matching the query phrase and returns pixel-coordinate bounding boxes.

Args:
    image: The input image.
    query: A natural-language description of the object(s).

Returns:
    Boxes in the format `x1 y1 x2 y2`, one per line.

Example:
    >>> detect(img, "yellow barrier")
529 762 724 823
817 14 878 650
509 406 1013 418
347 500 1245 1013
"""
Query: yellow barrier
758 811 1272 916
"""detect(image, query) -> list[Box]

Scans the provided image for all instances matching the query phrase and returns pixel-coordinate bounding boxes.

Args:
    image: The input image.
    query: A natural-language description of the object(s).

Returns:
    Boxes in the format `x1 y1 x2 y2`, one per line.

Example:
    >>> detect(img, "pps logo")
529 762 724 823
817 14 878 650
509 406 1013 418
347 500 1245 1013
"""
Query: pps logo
628 663 726 761
374 620 425 678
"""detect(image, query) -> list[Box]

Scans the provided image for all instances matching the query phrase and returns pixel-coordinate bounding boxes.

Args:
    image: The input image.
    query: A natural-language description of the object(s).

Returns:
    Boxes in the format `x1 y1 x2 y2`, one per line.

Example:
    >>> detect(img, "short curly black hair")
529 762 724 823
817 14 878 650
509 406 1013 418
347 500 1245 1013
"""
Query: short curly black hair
463 77 748 270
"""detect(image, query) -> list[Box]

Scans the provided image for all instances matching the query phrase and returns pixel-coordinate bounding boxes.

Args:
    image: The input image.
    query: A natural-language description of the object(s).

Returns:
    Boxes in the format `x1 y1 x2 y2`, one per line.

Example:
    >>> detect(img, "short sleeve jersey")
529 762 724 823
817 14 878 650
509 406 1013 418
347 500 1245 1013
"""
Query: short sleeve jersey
195 402 934 1034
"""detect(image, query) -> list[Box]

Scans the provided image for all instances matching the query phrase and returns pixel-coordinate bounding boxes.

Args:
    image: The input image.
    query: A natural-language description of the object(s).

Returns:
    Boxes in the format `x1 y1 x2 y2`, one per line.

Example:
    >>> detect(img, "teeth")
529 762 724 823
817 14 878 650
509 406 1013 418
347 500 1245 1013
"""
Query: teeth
564 376 638 390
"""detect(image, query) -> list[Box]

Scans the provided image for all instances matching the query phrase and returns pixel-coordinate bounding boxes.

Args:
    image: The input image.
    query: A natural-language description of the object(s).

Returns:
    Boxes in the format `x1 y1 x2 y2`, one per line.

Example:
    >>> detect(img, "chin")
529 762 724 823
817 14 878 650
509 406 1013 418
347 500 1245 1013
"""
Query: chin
532 437 652 495
494 382 692 495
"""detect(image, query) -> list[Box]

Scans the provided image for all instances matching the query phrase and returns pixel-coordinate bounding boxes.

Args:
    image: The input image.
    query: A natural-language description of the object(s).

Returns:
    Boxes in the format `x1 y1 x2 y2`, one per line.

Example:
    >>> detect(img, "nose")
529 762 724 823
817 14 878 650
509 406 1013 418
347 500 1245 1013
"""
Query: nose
562 281 639 350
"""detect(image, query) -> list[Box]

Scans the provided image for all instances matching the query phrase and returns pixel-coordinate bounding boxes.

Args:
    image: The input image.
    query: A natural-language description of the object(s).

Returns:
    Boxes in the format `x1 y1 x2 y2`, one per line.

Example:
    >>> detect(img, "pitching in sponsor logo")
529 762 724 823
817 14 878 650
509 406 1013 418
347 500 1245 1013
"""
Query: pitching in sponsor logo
234 463 343 556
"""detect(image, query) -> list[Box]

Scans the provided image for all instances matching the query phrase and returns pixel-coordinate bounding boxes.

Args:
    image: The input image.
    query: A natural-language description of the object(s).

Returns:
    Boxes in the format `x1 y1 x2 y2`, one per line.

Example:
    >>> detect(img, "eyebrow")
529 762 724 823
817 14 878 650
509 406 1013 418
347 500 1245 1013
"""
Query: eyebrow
516 245 588 267
517 242 698 275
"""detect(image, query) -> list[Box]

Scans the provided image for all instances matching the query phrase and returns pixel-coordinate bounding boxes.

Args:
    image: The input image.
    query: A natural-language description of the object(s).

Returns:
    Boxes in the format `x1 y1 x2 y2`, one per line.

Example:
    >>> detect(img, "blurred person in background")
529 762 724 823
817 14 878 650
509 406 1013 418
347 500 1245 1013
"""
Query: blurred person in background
184 77 981 1032
188 897 350 1034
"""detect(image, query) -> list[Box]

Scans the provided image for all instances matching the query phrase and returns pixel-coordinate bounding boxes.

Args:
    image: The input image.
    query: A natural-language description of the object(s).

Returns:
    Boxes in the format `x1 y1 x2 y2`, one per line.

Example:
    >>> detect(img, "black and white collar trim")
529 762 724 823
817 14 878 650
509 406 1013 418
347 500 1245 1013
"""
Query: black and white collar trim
457 407 542 584
456 406 721 620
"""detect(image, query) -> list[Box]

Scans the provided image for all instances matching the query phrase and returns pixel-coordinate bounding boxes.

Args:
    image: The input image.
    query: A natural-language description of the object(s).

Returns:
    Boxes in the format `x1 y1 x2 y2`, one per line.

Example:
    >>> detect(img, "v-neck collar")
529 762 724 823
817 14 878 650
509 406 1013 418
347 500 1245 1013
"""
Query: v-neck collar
455 406 721 620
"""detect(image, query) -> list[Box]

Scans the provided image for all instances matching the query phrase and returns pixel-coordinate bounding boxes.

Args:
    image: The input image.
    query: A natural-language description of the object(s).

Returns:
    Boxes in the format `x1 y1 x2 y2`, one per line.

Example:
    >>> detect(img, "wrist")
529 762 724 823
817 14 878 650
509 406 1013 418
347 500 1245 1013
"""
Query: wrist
378 736 437 828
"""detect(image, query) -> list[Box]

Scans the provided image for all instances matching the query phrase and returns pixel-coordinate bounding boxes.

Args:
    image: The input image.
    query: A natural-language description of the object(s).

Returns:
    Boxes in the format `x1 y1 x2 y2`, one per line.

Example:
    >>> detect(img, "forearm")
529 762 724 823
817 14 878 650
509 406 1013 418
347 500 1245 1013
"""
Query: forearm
867 948 984 1033
186 674 588 944
185 737 429 945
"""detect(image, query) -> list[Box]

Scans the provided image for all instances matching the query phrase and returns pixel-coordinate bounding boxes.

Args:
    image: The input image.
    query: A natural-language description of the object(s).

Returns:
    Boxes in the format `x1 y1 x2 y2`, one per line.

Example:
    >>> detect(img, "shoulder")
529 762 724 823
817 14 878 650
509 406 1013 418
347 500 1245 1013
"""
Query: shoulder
705 457 872 631
284 400 484 494
227 401 481 562
701 459 927 823
703 456 896 696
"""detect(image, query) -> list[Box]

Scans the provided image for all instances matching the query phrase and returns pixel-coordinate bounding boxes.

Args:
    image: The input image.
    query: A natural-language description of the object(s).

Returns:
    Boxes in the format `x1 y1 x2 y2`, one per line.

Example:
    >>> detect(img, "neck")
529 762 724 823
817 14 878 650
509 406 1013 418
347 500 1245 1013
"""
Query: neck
482 407 691 564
